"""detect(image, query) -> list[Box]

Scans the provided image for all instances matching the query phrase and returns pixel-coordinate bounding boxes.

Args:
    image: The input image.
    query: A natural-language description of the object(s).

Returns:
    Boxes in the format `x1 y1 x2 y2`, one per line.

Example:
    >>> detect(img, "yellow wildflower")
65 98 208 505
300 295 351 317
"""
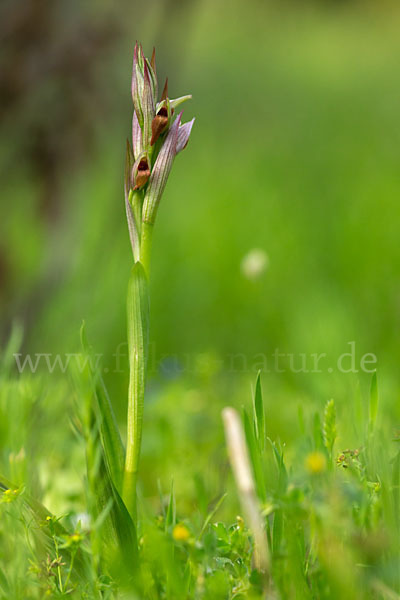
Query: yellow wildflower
305 451 326 474
172 524 190 542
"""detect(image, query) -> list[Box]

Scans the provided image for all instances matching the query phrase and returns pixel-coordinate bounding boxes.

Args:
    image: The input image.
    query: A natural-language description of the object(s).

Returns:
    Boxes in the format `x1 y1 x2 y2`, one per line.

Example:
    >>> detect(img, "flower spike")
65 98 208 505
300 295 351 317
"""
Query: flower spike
127 43 194 232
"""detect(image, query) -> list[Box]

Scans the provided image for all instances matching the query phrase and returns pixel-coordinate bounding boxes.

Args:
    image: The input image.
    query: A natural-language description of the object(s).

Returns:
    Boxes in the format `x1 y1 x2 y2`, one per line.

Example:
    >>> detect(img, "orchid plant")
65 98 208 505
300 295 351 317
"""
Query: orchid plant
122 43 194 520
0 43 194 588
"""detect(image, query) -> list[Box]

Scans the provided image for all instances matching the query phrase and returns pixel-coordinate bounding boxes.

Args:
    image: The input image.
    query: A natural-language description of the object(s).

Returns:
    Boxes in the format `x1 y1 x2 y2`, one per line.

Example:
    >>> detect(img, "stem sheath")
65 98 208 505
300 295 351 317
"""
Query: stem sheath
123 262 150 521
140 221 153 280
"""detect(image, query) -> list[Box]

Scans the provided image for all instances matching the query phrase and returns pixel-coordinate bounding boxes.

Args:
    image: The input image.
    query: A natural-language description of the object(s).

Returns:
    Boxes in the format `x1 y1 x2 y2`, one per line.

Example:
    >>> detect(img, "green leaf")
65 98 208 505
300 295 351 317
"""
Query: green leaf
323 399 337 459
107 479 139 568
165 480 176 530
88 458 138 575
80 322 125 494
369 371 378 435
254 371 265 452
269 440 288 495
74 326 138 571
313 412 323 451
82 404 138 573
272 509 283 557
243 409 266 502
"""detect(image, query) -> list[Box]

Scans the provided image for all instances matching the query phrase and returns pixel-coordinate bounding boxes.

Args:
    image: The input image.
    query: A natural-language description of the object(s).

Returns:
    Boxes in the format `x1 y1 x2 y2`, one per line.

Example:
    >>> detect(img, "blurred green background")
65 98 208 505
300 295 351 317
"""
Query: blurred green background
1 0 400 512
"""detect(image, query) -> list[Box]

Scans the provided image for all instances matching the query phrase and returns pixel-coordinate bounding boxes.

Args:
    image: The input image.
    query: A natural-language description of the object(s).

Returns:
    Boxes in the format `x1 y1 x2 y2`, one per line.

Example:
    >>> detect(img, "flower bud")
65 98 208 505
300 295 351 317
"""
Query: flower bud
131 43 145 127
131 43 156 141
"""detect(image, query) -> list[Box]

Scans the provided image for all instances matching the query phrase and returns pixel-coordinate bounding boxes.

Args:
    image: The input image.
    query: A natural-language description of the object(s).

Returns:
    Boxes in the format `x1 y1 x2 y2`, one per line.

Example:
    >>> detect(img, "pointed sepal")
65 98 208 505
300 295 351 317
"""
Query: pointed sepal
142 113 182 225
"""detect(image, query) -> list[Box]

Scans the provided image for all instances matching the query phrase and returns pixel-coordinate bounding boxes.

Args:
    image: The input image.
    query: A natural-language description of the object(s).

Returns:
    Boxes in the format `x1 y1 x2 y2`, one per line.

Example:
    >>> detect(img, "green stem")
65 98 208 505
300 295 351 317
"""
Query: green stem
123 260 150 521
64 548 76 591
53 535 63 593
140 221 153 279
123 218 152 520
131 190 143 238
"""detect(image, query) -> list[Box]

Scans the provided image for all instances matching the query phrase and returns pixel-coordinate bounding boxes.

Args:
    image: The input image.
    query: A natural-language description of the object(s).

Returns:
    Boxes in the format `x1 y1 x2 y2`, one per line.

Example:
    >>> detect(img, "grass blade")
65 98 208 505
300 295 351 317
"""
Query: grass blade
323 399 337 460
165 480 176 530
198 492 227 540
369 371 378 435
0 474 90 583
243 408 267 503
254 371 265 452
80 322 125 493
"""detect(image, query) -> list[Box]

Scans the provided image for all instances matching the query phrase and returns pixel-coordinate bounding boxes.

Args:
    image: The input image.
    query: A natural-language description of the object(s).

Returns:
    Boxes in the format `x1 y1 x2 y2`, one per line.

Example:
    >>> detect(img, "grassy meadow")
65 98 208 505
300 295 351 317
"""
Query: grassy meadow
1 1 400 597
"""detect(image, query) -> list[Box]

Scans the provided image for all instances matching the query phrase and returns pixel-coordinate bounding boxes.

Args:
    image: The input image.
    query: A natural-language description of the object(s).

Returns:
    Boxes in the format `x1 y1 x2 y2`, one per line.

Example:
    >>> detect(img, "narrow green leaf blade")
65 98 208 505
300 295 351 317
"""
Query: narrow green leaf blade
243 409 266 502
198 493 227 540
165 480 176 530
272 509 283 557
254 371 265 451
323 398 337 460
80 322 125 493
369 371 378 434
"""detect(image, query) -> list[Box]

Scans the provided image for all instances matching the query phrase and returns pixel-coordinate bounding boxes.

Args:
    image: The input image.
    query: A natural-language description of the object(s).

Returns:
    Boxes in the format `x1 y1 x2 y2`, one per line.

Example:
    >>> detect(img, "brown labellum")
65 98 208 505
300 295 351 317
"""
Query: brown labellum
132 157 151 190
150 106 169 146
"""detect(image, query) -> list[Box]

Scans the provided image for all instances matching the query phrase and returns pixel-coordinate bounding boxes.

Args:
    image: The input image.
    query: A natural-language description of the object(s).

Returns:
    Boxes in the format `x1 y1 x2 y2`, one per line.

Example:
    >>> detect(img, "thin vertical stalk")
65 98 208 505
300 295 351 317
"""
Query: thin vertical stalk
123 42 193 524
123 261 150 521
140 221 153 279
222 407 271 579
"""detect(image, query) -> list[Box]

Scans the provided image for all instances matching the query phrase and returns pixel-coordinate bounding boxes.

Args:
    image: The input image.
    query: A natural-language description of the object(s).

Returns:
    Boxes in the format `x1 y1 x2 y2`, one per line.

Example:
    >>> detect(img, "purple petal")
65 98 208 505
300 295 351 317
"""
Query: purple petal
142 113 182 225
176 118 195 154
131 42 139 101
142 60 156 149
131 43 143 126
